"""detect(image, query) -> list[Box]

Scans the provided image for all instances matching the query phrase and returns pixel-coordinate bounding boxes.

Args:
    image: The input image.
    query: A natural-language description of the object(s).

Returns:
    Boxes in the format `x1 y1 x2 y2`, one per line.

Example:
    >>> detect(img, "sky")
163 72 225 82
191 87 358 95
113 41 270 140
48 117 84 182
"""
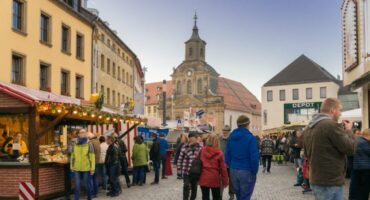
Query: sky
88 0 343 101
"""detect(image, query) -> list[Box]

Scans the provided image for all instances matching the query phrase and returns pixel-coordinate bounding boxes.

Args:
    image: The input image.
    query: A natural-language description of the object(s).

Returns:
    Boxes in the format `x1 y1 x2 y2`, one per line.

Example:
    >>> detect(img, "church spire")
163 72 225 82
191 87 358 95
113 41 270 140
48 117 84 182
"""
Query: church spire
189 10 201 41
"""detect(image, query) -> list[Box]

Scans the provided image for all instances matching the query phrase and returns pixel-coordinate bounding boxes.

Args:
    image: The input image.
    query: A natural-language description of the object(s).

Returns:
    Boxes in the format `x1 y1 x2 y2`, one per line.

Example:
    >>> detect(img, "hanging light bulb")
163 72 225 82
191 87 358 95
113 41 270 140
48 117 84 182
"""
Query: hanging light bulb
73 110 78 115
91 114 96 118
98 115 102 119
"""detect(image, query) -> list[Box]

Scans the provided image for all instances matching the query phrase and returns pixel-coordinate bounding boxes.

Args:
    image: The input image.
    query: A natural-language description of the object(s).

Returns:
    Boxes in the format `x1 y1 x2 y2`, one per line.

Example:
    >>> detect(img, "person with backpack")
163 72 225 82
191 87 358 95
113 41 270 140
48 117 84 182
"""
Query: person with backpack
177 132 202 200
260 135 274 173
225 115 259 200
199 133 229 200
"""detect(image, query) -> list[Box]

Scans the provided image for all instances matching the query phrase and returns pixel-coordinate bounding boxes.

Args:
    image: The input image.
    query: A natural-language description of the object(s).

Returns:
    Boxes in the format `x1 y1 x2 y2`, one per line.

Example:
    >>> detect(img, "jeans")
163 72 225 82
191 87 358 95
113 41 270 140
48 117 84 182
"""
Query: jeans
230 169 256 200
161 155 166 177
201 186 221 200
96 164 107 190
349 169 370 200
262 155 272 172
74 171 93 200
133 166 145 184
311 185 343 200
108 164 120 195
91 165 99 196
183 175 198 200
294 158 302 168
152 160 160 183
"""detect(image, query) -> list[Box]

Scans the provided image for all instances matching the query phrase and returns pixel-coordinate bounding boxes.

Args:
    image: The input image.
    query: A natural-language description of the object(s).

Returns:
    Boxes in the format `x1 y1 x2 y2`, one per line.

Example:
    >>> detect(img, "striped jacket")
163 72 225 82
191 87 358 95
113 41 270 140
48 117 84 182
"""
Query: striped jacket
177 143 202 176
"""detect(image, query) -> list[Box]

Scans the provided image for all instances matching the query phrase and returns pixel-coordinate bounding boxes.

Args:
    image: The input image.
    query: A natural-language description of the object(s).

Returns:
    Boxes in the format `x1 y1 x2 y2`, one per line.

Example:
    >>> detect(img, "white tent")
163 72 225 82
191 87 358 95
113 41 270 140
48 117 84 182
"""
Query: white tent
340 108 362 121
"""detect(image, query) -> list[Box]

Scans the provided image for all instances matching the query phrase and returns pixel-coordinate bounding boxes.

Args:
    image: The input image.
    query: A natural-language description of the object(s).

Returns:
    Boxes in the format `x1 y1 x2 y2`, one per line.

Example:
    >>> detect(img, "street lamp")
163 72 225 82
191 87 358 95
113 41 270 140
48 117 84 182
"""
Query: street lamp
162 80 167 127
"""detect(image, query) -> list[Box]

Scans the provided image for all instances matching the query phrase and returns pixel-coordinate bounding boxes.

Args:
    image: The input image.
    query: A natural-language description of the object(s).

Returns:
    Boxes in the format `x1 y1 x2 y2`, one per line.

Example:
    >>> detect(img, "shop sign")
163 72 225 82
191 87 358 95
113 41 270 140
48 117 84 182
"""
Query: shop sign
284 102 322 124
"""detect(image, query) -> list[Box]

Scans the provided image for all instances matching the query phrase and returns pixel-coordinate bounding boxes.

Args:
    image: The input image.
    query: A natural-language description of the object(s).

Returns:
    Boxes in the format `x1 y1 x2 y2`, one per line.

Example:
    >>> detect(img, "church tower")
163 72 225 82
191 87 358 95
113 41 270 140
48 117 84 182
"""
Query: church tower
185 13 206 62
171 12 219 98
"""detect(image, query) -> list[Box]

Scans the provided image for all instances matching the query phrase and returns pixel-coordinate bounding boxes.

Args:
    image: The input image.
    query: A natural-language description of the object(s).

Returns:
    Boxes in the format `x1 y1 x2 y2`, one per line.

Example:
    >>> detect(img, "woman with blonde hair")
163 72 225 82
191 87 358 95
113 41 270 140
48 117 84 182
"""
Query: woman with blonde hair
198 133 229 200
349 129 370 200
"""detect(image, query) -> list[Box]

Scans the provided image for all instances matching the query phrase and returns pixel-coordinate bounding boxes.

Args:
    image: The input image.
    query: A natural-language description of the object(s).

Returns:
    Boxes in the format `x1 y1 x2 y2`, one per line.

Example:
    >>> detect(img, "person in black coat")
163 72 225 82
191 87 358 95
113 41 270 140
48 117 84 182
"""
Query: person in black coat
149 133 161 184
105 136 120 197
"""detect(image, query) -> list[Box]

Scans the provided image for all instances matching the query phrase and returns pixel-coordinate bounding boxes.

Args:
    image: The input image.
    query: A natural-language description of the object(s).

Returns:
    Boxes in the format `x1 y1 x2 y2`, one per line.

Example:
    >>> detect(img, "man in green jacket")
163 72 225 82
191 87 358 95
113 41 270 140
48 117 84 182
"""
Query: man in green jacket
303 98 356 200
71 129 95 200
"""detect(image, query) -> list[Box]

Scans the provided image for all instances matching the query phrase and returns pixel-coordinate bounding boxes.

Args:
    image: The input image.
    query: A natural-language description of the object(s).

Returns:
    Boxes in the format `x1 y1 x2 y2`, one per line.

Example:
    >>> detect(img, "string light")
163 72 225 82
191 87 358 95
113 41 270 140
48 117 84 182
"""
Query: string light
82 112 87 116
73 110 78 115
91 114 96 118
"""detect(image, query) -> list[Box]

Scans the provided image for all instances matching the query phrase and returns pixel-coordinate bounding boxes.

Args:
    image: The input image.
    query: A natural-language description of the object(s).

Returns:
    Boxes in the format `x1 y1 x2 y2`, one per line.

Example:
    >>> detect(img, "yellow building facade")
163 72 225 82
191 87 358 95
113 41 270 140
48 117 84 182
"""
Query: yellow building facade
0 0 92 100
92 19 135 110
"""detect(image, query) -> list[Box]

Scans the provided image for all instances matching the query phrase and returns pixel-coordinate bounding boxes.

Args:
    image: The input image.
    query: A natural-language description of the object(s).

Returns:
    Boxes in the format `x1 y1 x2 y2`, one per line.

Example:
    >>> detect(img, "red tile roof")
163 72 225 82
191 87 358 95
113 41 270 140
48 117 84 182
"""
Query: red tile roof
218 77 261 115
145 81 173 105
145 78 260 115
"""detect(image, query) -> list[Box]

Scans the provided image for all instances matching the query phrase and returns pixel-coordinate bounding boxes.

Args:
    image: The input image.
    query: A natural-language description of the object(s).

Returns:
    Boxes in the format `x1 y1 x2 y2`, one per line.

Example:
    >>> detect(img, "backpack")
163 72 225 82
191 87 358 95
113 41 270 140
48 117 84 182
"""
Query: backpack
189 149 202 181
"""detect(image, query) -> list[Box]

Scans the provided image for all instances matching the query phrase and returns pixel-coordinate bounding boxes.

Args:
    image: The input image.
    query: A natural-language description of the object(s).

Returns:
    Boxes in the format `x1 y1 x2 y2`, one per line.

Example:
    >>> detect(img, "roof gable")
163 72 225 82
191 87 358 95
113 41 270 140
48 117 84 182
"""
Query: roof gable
264 55 340 87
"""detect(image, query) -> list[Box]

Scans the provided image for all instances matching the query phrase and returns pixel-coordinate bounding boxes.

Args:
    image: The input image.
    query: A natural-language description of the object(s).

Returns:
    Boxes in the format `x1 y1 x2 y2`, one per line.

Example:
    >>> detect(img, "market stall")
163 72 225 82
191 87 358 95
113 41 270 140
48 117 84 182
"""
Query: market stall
0 82 145 199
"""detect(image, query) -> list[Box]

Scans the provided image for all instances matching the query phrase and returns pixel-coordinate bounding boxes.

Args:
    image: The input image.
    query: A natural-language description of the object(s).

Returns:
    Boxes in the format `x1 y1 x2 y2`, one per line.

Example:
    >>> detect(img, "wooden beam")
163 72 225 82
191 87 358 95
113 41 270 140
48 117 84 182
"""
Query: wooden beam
118 123 138 139
36 112 68 140
29 107 40 199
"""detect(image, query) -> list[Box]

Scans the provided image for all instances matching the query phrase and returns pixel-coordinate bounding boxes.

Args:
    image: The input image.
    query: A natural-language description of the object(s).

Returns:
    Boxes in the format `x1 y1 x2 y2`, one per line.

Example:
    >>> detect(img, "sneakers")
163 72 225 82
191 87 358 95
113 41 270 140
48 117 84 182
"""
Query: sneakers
262 168 266 173
294 183 301 187
150 182 159 185
162 176 168 179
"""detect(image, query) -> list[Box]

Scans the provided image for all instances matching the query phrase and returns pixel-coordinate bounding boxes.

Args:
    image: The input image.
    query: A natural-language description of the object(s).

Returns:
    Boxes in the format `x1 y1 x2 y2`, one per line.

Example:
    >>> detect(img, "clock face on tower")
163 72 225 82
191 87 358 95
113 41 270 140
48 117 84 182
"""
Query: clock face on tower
187 70 192 77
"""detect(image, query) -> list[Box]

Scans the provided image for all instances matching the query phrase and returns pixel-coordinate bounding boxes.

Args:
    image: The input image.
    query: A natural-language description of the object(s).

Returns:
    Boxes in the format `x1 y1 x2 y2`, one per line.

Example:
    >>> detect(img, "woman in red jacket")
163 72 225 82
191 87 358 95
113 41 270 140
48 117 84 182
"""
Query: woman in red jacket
199 133 229 200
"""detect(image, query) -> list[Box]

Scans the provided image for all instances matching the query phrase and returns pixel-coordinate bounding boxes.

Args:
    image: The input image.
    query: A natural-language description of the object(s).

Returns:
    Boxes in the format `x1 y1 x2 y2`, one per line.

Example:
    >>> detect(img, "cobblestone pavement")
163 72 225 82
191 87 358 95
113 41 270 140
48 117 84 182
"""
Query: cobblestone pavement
66 163 352 200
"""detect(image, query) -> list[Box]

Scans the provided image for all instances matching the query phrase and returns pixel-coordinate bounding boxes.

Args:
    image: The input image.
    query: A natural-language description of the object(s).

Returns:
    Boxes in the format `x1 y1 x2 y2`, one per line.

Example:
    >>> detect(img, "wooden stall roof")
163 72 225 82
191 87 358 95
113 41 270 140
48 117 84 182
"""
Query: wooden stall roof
0 81 81 106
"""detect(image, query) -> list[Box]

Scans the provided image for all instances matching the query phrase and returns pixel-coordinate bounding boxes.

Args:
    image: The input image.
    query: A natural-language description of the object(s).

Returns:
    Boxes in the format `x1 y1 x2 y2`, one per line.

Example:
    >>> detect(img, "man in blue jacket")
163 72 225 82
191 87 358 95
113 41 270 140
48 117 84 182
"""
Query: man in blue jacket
225 115 259 200
159 133 169 179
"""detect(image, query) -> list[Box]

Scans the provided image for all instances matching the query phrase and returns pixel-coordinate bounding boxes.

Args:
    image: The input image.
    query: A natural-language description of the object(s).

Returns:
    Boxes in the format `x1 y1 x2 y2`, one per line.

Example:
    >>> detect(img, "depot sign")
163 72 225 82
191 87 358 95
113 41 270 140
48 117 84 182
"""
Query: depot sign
284 102 322 109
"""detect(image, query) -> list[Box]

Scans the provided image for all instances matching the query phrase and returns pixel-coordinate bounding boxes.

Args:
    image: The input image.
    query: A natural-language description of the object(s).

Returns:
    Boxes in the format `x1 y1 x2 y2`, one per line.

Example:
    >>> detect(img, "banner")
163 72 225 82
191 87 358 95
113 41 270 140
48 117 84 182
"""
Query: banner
133 92 144 115
137 127 169 142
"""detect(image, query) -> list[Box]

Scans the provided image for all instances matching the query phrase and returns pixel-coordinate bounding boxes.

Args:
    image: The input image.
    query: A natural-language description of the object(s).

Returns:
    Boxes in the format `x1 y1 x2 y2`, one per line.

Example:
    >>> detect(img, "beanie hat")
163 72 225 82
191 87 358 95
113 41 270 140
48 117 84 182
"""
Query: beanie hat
237 115 250 126
222 125 231 131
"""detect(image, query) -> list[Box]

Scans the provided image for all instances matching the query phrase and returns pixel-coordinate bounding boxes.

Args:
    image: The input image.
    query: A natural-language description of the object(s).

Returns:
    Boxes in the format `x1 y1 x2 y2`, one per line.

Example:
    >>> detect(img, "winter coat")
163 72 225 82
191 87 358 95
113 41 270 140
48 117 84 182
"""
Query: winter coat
303 113 356 186
132 143 148 167
159 138 168 156
219 136 228 155
71 141 95 172
174 143 184 165
260 138 274 156
225 127 259 174
177 143 202 176
90 137 101 164
290 135 302 159
149 138 161 161
99 142 109 164
199 147 229 188
353 137 370 170
105 143 119 168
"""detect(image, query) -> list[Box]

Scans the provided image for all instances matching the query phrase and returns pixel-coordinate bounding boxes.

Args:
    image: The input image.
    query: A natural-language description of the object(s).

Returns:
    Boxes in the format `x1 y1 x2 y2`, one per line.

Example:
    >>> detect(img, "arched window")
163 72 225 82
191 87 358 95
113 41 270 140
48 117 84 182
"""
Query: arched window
187 80 192 94
197 79 203 94
189 47 193 57
177 81 181 95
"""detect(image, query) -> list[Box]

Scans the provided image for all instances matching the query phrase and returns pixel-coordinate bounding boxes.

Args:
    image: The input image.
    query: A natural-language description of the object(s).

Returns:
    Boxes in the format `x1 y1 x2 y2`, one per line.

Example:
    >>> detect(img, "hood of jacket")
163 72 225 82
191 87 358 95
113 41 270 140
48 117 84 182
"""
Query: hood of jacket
202 146 221 160
308 113 332 128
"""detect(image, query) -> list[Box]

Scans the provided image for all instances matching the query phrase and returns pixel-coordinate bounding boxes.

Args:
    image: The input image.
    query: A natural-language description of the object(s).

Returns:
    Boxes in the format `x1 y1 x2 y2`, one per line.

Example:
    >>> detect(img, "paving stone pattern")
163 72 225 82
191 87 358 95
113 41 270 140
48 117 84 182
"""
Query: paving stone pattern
64 164 353 200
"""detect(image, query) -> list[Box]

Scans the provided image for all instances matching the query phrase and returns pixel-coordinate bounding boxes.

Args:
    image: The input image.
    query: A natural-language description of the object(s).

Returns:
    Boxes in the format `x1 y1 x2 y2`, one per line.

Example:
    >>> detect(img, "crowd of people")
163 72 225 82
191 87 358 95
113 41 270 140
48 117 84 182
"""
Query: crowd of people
68 129 170 199
68 97 370 200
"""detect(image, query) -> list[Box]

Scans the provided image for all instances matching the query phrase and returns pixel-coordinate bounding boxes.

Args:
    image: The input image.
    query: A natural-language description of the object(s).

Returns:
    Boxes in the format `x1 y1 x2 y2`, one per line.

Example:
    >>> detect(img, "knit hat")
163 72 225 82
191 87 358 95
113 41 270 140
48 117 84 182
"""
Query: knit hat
237 115 250 126
222 125 231 131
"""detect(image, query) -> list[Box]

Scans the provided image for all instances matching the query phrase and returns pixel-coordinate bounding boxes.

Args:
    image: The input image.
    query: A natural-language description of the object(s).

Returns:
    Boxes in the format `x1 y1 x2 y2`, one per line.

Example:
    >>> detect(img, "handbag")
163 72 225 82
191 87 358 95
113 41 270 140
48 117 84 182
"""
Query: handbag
189 149 202 181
